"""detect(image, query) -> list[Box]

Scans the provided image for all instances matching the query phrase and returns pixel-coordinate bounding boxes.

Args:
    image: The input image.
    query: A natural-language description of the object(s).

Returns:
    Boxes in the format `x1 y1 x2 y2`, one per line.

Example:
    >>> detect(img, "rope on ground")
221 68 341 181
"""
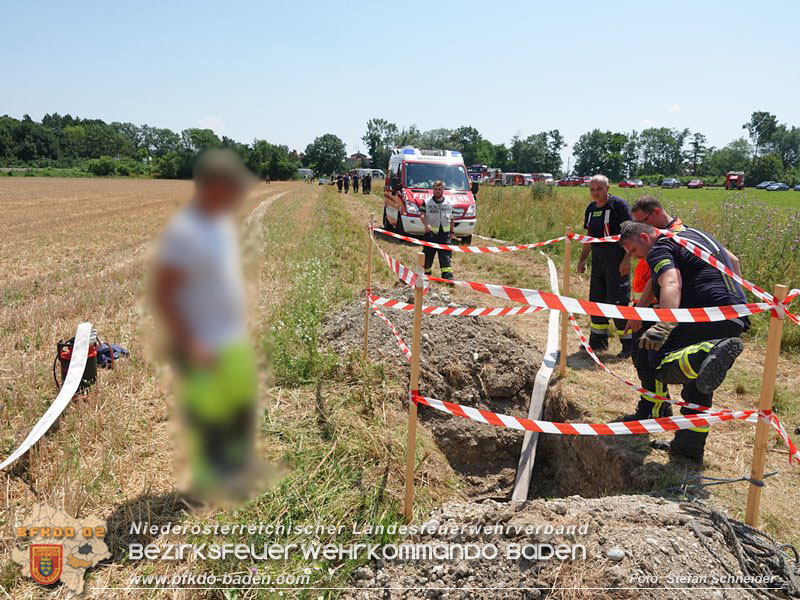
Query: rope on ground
674 471 779 497
681 501 800 599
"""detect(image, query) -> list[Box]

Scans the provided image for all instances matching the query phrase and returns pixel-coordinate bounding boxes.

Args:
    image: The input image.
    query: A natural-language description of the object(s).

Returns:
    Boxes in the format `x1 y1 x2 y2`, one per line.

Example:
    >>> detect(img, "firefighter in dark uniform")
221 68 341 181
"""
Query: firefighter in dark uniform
353 172 360 193
577 175 634 357
420 180 454 280
620 221 747 462
343 173 350 193
336 174 343 192
621 197 685 422
363 172 372 194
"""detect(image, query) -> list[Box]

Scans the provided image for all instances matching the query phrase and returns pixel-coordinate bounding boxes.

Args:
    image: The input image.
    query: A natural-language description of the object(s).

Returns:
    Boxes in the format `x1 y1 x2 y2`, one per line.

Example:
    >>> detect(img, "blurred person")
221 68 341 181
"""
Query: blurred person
420 180 455 280
620 221 747 462
576 174 633 357
363 172 372 194
343 173 350 193
154 148 259 503
336 174 343 192
352 172 360 193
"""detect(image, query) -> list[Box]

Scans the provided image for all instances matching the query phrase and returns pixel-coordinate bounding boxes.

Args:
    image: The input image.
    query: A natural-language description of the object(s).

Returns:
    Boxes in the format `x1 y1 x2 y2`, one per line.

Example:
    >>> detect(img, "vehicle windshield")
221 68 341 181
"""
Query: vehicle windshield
405 163 470 190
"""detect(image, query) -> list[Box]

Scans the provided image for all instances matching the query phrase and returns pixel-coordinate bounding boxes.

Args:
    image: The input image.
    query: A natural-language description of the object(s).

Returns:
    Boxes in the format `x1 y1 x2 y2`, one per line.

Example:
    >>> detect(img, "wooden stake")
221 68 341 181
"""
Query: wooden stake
745 284 788 526
559 227 572 377
362 213 375 361
404 252 425 523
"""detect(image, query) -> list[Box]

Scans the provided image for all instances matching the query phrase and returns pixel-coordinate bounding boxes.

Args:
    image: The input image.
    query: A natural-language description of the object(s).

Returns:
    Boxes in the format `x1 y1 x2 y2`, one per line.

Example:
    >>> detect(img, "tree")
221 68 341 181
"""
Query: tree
687 132 707 175
638 127 689 175
180 128 221 153
623 131 640 177
545 130 566 175
451 126 484 165
742 111 778 161
572 129 629 181
700 138 752 176
748 153 784 184
304 133 346 175
769 125 800 169
362 118 398 170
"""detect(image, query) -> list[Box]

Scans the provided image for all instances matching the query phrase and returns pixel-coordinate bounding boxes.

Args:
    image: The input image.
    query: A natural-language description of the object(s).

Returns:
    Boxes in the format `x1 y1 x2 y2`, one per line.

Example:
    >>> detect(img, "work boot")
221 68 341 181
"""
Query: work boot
696 338 744 394
651 429 707 463
441 271 454 281
588 333 609 351
620 397 673 422
617 338 634 359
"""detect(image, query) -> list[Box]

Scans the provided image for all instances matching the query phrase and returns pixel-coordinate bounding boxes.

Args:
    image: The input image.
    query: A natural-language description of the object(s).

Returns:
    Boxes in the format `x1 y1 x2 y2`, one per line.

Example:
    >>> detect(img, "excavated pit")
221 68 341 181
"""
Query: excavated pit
323 286 666 500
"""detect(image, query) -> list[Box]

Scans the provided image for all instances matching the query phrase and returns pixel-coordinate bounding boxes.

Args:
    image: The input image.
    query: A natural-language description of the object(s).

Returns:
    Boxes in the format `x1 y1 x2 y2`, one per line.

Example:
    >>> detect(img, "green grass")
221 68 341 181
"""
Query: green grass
476 185 800 349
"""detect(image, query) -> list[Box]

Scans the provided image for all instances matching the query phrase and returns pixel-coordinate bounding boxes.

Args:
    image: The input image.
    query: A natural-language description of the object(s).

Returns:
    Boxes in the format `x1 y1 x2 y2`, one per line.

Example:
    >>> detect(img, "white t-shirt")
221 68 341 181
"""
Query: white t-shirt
158 204 247 350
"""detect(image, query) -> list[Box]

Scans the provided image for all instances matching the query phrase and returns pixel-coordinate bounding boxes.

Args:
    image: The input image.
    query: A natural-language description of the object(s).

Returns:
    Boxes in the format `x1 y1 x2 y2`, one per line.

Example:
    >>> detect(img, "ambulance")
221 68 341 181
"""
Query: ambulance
382 147 478 244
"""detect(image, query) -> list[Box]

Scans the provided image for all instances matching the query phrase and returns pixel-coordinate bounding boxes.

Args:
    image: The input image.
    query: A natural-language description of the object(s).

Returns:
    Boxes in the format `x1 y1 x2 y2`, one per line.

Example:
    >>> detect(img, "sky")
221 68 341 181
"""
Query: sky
2 0 798 165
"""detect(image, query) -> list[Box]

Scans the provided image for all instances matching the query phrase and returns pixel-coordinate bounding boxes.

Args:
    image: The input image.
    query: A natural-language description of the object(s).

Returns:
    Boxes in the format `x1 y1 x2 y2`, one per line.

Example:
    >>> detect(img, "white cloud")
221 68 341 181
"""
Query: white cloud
668 104 682 113
197 116 226 134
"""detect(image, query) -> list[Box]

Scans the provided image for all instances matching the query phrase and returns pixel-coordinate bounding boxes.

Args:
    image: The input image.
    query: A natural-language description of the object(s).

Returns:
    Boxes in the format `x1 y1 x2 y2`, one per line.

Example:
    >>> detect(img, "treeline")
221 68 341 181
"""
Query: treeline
357 112 800 185
361 119 565 176
0 113 301 179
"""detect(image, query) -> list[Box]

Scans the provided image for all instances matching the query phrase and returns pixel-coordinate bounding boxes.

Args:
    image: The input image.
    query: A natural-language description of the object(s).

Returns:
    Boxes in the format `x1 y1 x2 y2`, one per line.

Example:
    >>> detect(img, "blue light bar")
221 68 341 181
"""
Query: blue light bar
450 150 461 156
403 149 415 155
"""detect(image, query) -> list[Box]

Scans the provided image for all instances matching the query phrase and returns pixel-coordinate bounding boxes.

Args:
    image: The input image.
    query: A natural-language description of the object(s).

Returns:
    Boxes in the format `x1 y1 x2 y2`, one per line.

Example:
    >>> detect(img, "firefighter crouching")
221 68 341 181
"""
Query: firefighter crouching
577 174 634 357
621 196 686 422
619 221 747 463
420 180 455 280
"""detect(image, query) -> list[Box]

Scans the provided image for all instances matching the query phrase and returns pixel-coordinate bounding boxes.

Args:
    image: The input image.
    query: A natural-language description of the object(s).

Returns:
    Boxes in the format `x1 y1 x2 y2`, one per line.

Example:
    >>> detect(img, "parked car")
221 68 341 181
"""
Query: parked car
661 178 681 189
633 179 644 187
794 184 800 191
755 180 776 189
618 179 638 188
580 176 592 186
687 179 704 189
766 183 790 191
557 176 582 186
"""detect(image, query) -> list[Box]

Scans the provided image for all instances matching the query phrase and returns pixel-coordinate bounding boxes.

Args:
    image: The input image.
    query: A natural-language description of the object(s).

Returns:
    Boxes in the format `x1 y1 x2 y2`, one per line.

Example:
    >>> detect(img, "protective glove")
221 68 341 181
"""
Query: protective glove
638 321 676 351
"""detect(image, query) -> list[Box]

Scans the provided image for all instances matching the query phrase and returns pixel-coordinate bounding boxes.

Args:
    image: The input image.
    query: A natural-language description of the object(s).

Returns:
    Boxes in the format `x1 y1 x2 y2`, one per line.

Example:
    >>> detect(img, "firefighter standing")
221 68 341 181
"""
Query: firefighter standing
577 175 634 357
363 172 372 194
352 172 360 193
336 174 343 192
420 180 455 280
621 197 685 421
343 173 350 193
620 221 747 462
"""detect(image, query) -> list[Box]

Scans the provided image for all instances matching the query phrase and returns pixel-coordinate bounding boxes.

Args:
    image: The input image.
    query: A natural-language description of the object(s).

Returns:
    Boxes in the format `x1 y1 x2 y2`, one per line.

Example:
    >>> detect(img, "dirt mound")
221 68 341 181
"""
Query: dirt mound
343 495 787 599
323 286 541 498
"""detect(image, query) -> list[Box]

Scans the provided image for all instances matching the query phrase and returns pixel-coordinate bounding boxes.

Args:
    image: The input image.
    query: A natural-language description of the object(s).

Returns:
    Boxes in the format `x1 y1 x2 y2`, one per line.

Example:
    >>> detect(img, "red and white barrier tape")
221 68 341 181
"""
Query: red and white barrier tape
412 395 800 463
368 298 412 362
368 294 545 317
664 232 779 308
375 227 620 253
373 236 420 289
568 232 621 244
428 274 778 323
372 222 798 321
373 227 567 252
